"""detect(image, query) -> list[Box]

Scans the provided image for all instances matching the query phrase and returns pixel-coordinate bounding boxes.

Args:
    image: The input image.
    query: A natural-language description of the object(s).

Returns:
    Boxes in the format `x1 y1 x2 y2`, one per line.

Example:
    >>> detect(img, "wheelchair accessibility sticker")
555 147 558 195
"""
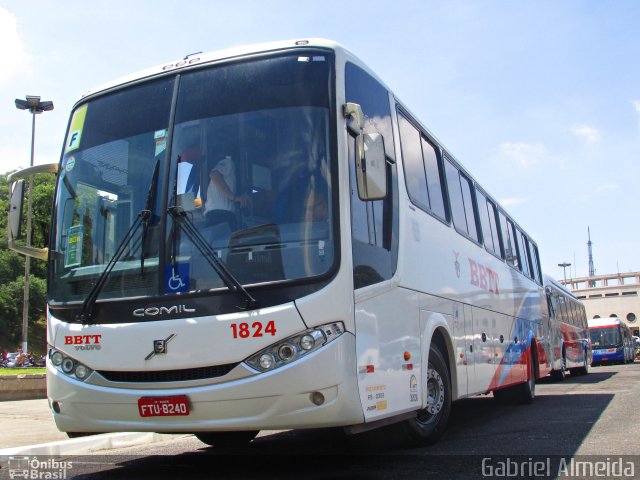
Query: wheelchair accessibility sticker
165 264 189 293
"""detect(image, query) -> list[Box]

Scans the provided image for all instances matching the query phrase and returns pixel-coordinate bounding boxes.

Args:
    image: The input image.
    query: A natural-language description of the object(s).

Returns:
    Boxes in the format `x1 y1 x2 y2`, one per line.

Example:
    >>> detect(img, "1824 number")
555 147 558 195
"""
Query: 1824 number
230 321 277 339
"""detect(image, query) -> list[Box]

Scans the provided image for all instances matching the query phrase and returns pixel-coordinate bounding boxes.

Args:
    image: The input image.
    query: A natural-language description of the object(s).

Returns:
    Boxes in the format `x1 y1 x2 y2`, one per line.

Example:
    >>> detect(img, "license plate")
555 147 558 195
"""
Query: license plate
138 395 190 417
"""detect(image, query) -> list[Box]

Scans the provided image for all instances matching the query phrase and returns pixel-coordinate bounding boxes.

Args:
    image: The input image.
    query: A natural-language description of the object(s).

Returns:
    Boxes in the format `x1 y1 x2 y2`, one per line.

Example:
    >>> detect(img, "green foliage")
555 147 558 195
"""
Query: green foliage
0 170 55 355
0 368 46 375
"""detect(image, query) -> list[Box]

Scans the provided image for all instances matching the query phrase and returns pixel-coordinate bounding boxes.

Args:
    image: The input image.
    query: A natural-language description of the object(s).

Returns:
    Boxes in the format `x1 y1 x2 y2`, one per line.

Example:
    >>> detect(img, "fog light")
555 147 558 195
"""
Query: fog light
259 353 275 370
75 364 89 380
52 401 61 414
51 351 63 366
278 344 296 361
310 391 325 406
61 358 75 374
300 334 315 351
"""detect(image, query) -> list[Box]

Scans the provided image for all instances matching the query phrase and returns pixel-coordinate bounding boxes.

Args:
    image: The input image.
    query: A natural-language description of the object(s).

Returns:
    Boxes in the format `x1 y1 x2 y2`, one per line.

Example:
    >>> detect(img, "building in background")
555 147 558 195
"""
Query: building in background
561 272 640 336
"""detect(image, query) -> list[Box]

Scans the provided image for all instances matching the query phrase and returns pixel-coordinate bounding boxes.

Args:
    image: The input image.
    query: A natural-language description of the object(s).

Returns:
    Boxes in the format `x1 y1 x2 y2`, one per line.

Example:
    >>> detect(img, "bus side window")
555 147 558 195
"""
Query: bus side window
530 242 542 284
476 189 501 257
398 113 429 210
421 137 447 221
515 229 531 277
444 158 479 242
498 211 518 269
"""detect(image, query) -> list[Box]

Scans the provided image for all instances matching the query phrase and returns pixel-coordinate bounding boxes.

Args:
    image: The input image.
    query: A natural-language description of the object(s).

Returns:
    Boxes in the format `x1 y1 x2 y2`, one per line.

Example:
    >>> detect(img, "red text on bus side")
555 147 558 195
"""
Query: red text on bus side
64 335 102 345
468 259 500 294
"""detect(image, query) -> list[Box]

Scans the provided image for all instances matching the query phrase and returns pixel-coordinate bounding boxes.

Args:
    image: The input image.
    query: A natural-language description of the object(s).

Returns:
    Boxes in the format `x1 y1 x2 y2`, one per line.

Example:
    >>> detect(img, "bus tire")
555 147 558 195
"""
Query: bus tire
516 349 536 404
396 343 451 446
551 349 566 382
492 387 516 405
195 431 259 448
571 351 589 376
66 432 98 438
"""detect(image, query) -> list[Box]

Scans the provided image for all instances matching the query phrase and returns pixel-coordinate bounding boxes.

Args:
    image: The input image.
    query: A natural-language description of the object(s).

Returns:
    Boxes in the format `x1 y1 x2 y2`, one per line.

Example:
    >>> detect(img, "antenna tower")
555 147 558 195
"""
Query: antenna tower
587 227 595 286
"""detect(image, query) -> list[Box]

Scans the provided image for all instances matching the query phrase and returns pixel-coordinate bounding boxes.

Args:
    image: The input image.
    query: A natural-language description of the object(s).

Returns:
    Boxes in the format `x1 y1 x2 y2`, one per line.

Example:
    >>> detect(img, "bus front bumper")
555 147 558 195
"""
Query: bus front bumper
48 334 363 433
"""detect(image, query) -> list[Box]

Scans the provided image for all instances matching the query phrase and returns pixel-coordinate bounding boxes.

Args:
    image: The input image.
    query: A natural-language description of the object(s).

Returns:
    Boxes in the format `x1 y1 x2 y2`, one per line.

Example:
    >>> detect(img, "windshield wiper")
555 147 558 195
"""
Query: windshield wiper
167 206 257 310
76 160 160 324
140 158 160 274
75 211 147 324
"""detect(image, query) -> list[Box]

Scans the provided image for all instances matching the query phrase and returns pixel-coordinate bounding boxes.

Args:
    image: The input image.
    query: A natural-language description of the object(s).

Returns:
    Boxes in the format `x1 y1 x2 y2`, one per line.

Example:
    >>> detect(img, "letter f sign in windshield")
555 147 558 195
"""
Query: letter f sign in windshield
67 130 81 151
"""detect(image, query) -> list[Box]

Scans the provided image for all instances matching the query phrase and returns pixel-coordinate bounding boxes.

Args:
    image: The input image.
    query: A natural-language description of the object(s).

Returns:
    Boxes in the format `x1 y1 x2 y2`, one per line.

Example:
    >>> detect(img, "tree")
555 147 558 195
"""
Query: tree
0 170 55 355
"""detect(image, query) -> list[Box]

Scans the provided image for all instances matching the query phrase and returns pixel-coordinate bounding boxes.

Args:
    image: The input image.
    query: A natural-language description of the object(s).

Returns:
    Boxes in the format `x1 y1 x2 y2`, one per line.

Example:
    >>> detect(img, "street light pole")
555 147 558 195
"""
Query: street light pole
558 262 571 284
14 95 54 355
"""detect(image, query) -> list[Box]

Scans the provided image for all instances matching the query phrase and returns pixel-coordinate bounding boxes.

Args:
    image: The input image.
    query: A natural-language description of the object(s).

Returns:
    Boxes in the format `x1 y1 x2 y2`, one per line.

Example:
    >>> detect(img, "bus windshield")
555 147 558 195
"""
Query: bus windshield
50 52 336 308
590 327 622 348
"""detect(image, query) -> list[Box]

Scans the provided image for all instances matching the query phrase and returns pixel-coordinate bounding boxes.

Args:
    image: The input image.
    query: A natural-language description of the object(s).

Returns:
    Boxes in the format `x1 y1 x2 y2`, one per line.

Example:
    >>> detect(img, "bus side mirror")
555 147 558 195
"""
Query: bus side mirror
7 163 59 260
9 179 25 241
343 102 388 201
356 132 387 200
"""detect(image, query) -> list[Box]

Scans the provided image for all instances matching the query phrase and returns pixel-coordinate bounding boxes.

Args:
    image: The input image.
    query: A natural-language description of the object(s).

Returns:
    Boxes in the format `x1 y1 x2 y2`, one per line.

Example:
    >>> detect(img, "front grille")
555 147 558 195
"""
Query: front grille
97 363 238 383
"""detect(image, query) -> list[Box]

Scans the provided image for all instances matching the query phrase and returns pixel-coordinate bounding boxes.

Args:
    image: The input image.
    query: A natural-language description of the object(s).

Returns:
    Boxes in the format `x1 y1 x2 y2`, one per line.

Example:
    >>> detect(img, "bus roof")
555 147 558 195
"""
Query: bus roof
80 38 345 101
543 274 577 298
588 317 622 328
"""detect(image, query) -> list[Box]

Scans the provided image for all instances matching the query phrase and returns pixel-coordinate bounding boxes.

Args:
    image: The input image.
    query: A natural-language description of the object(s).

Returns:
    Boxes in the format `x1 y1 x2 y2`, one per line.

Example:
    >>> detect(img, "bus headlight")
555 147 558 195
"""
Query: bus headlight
74 364 90 380
278 343 296 362
48 347 93 382
245 322 345 373
259 353 275 370
50 351 64 367
300 334 315 351
61 358 75 374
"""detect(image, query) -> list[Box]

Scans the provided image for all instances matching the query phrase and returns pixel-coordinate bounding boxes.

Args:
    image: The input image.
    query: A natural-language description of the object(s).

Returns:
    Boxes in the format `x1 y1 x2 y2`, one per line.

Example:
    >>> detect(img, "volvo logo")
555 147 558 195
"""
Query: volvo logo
145 334 176 360
133 304 196 317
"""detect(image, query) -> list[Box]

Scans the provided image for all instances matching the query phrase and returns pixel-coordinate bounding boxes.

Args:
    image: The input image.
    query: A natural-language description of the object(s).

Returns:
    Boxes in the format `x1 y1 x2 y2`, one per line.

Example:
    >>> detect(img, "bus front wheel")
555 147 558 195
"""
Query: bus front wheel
396 343 451 446
195 431 259 448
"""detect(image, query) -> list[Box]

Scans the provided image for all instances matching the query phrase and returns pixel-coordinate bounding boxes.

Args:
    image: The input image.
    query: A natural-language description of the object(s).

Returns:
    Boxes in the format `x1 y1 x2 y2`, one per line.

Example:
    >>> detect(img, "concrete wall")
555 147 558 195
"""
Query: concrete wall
0 374 46 401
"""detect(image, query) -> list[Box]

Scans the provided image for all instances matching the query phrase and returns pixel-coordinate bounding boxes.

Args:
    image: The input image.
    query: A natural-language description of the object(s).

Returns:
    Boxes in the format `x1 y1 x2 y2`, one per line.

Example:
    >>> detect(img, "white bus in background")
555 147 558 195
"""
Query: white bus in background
543 275 591 380
8 39 553 447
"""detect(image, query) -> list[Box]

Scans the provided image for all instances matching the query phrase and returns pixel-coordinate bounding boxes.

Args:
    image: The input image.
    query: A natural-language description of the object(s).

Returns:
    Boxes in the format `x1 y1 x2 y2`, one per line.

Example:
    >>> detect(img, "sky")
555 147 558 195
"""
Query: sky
1 0 639 282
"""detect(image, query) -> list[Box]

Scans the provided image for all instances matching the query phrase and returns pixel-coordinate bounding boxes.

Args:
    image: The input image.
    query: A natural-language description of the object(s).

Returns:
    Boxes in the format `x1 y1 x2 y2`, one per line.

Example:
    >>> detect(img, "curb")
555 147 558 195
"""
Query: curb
0 432 186 456
0 374 46 401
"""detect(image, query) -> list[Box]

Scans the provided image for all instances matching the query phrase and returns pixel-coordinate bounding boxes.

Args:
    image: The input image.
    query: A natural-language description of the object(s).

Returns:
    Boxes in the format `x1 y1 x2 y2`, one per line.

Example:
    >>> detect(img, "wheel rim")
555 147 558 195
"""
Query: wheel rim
417 363 445 424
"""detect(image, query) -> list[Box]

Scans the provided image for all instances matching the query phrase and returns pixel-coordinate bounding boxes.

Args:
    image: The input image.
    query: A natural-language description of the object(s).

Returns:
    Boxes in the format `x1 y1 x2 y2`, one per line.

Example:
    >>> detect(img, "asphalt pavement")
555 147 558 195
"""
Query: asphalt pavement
0 399 182 456
1 362 639 463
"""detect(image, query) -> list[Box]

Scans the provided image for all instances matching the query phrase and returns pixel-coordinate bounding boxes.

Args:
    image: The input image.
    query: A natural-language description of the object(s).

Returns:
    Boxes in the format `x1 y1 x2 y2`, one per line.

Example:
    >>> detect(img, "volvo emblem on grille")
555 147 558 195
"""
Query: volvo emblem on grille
145 334 176 360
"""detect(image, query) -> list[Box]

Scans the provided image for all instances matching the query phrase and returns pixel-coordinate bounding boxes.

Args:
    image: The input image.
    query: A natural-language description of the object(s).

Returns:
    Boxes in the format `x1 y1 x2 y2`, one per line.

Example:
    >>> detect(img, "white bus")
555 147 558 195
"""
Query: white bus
8 39 552 446
544 275 591 380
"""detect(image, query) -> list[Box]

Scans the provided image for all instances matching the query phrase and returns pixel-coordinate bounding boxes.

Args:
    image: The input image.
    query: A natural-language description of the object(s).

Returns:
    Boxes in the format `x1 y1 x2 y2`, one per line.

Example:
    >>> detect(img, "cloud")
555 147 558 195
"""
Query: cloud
595 183 620 193
499 197 528 207
498 142 551 168
571 124 601 143
0 7 32 87
633 101 640 113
